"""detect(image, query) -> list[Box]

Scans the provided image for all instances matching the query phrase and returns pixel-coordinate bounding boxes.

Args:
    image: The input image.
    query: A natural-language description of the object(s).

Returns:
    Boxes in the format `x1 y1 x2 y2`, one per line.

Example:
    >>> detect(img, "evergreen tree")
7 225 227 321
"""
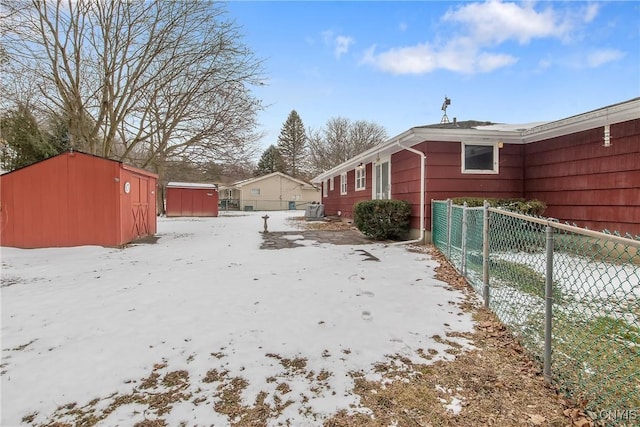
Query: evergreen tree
0 104 59 171
255 145 285 176
277 110 307 178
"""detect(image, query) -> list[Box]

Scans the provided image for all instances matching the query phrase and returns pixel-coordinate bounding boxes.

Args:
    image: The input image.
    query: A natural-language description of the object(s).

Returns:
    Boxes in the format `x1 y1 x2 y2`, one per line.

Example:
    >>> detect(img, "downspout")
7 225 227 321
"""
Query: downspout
392 140 425 245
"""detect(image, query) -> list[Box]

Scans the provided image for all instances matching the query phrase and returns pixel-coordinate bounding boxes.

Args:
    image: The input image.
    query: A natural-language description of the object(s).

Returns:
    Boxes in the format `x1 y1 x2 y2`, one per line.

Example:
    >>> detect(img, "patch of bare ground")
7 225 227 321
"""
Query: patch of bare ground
325 244 592 427
289 215 357 231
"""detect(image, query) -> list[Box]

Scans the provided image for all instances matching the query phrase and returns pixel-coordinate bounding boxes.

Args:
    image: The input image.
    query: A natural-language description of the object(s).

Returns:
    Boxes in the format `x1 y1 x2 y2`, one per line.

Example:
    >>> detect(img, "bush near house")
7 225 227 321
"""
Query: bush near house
451 197 546 216
354 200 412 240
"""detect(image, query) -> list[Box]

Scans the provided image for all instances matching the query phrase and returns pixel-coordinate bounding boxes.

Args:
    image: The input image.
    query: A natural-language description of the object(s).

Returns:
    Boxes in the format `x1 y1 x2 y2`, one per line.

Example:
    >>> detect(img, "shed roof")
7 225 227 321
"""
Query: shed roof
166 182 217 189
222 172 316 190
0 150 158 179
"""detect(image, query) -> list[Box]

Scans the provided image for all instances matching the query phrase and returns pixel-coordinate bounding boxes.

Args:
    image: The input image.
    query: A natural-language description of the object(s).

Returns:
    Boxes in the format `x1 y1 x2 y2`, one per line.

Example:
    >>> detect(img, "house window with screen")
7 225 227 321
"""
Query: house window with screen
251 188 260 196
461 143 498 174
355 167 366 191
329 177 334 191
323 180 328 197
340 173 347 195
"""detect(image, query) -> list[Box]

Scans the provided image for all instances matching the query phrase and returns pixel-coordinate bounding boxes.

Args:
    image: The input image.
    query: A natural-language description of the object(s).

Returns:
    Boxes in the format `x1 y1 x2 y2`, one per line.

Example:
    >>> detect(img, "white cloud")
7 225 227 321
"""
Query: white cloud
335 35 354 59
476 51 519 72
442 0 571 44
586 49 625 67
360 1 601 75
583 3 600 23
321 30 355 59
361 38 517 75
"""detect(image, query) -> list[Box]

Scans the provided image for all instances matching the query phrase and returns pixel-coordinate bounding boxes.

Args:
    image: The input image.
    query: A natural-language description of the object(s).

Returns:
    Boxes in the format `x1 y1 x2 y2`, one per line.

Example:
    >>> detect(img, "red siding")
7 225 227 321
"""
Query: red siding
0 151 157 248
322 165 371 219
524 120 640 236
391 149 425 230
166 187 219 217
120 169 158 243
404 141 524 231
318 117 639 238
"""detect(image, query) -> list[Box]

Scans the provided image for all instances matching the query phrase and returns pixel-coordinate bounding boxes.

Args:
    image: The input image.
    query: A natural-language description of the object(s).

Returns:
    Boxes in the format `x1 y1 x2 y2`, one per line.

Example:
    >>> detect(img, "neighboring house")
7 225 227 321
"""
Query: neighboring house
312 98 640 240
0 150 158 248
219 171 320 211
166 182 219 217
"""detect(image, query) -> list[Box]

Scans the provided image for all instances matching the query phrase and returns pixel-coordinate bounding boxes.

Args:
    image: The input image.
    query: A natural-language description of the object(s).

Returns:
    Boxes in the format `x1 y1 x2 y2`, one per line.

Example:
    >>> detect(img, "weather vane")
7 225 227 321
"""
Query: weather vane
440 96 451 124
440 96 451 123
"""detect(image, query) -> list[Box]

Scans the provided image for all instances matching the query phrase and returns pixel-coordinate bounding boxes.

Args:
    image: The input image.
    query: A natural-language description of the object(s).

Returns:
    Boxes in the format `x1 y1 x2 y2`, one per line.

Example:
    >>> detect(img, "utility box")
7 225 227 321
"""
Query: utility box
305 204 325 220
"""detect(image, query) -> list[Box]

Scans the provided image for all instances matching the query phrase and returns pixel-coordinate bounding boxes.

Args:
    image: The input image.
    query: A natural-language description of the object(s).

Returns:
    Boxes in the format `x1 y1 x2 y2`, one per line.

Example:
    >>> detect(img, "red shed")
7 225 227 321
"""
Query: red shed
0 151 158 248
165 182 219 217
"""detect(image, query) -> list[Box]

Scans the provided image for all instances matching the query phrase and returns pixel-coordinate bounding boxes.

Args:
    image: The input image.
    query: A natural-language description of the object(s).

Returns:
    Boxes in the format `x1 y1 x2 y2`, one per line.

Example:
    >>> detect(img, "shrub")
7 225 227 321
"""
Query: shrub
353 200 412 240
450 197 546 216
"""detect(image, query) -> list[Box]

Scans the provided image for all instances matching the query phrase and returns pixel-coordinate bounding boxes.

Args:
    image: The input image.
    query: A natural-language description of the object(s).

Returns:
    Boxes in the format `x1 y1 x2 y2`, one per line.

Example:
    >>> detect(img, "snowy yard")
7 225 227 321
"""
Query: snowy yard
1 211 475 426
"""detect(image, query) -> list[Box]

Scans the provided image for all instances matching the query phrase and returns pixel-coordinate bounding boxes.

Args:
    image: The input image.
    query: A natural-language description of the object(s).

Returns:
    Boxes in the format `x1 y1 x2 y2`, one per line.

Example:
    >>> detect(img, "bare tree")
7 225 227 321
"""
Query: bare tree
3 0 264 169
308 117 387 175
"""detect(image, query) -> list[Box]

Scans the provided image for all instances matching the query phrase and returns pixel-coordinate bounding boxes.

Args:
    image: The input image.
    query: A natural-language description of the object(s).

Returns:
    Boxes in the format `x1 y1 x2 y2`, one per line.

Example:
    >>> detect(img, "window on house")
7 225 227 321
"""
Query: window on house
340 173 347 195
374 160 390 199
251 188 260 196
355 167 366 191
461 143 498 174
323 180 328 197
329 177 334 191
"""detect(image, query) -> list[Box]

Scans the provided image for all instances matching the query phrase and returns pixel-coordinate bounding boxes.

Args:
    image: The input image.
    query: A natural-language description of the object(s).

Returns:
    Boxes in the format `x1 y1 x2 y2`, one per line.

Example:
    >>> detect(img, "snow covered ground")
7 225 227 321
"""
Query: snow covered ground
1 211 474 426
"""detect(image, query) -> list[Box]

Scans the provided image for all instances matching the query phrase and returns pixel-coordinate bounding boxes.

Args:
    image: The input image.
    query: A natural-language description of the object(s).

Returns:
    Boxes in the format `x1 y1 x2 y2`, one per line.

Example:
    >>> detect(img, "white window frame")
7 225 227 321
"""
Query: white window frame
323 180 328 197
461 142 499 174
372 158 391 200
329 176 334 191
251 188 261 196
355 167 366 191
340 172 347 195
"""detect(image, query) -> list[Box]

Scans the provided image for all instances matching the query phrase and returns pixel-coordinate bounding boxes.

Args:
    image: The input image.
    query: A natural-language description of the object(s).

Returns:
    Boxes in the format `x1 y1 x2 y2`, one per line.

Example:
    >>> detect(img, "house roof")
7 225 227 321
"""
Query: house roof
220 171 316 190
167 182 217 189
311 97 640 183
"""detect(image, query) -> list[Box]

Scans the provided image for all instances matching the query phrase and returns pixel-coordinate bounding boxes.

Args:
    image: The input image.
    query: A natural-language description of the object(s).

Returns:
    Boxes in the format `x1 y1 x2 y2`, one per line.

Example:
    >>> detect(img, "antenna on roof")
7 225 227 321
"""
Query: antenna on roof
440 96 451 124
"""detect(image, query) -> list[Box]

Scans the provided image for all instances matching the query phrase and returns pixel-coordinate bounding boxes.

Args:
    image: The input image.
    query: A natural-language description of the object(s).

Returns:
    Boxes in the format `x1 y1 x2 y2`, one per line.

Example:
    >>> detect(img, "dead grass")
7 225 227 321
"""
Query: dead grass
322 245 591 427
289 215 356 231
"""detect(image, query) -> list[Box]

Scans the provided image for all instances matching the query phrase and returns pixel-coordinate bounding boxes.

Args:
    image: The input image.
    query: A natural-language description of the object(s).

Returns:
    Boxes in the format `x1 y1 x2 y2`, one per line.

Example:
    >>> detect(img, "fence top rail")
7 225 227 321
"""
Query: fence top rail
488 207 640 248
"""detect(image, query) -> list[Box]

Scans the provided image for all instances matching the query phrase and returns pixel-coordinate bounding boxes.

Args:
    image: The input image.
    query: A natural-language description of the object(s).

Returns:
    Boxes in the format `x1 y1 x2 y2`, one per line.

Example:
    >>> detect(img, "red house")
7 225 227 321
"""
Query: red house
0 151 158 248
165 182 219 217
312 98 640 240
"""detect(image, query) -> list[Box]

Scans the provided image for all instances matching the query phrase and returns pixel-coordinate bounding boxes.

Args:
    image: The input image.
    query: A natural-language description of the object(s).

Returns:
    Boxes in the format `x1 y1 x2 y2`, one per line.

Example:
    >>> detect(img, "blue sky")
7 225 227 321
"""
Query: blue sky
227 1 640 152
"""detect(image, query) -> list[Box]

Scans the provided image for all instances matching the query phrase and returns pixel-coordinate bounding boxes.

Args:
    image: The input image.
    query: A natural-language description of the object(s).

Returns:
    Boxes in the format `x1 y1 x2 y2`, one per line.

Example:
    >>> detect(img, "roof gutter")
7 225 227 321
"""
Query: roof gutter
391 140 425 245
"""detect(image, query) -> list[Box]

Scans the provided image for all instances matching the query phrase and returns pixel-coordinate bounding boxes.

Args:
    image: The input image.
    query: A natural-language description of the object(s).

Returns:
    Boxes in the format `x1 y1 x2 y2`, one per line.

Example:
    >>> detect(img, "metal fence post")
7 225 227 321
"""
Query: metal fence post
544 223 554 383
446 199 452 259
461 202 468 275
430 199 434 244
482 200 490 308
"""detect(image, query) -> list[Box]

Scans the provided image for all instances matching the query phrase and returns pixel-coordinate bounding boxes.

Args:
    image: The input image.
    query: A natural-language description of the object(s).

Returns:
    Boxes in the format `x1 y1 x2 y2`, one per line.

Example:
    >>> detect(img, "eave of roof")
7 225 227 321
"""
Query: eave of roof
227 171 316 189
311 97 640 184
166 182 217 189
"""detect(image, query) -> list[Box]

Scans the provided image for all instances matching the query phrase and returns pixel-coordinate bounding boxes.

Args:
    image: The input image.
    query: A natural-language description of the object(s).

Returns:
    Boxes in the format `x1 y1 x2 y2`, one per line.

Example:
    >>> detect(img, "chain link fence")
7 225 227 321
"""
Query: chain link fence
432 199 640 421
